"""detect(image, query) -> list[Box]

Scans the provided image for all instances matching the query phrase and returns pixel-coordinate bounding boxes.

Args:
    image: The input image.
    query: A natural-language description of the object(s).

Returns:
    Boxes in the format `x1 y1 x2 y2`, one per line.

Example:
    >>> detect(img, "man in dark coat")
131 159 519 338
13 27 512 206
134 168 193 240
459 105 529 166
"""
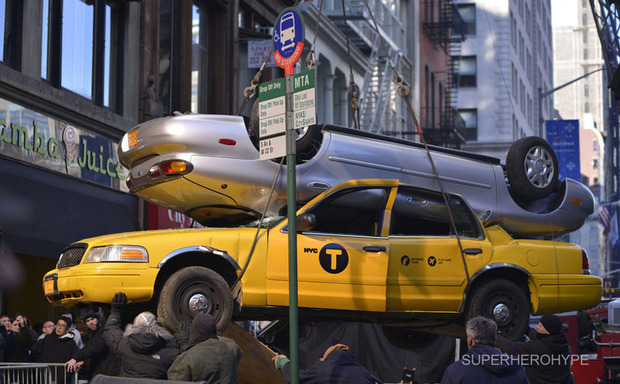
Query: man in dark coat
103 292 179 379
274 343 376 384
65 312 121 379
31 316 78 383
167 313 242 383
440 316 528 384
497 314 571 384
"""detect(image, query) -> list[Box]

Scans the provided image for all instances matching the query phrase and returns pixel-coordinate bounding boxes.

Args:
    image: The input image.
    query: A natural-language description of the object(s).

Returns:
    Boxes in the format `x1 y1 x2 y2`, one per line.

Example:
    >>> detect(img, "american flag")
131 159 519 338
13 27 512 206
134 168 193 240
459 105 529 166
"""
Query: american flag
600 206 611 237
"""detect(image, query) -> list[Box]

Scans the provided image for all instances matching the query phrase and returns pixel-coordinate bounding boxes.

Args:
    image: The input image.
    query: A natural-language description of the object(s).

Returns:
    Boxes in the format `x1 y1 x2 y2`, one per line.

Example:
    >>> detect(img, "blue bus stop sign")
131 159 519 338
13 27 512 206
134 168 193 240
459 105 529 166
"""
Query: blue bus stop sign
273 7 304 75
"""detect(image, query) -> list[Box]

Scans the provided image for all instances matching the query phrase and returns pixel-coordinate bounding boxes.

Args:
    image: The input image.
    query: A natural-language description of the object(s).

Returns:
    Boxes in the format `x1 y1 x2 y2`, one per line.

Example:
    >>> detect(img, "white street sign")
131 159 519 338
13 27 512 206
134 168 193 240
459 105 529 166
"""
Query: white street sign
259 134 287 160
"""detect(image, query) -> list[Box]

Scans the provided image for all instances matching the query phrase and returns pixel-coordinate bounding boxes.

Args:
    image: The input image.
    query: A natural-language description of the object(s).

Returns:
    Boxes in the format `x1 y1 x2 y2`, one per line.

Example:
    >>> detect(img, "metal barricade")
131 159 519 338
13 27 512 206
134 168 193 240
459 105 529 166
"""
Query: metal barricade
0 363 78 384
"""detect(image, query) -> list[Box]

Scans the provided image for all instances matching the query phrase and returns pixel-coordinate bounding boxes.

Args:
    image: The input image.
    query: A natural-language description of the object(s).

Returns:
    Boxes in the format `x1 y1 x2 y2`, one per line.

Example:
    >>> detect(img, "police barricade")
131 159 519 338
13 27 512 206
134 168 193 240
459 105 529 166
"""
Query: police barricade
0 362 78 384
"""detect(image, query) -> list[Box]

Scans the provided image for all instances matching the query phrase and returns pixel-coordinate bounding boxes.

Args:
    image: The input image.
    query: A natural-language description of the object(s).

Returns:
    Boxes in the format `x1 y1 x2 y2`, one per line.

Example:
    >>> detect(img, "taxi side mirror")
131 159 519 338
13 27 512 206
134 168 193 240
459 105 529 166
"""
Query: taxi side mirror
296 213 316 232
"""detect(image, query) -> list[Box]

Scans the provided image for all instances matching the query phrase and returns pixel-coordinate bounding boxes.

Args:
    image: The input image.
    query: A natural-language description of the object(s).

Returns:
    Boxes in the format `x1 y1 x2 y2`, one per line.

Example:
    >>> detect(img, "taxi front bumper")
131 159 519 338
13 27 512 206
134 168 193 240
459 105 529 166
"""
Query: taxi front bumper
43 264 159 306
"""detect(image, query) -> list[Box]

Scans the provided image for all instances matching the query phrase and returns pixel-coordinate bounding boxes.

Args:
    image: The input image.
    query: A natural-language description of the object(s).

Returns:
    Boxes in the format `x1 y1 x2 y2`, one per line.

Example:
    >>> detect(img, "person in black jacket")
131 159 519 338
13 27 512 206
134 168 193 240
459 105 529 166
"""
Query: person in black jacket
274 343 376 384
65 312 121 380
497 314 571 384
31 316 78 383
440 316 528 384
103 292 179 379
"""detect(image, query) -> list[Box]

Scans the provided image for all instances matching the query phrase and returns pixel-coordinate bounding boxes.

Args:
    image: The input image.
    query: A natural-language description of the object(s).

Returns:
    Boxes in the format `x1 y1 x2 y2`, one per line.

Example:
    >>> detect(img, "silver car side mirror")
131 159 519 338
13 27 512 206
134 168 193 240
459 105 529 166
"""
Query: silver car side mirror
478 210 492 225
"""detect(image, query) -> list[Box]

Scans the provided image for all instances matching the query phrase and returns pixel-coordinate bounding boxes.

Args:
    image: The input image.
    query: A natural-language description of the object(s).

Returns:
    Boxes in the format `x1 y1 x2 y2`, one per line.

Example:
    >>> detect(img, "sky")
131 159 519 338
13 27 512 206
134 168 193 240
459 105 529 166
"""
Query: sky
551 0 578 27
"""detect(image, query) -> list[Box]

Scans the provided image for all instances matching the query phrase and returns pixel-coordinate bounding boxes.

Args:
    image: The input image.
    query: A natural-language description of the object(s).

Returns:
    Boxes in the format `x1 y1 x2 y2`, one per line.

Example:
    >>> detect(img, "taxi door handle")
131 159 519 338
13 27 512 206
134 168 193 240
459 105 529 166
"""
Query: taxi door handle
363 246 386 253
463 248 482 255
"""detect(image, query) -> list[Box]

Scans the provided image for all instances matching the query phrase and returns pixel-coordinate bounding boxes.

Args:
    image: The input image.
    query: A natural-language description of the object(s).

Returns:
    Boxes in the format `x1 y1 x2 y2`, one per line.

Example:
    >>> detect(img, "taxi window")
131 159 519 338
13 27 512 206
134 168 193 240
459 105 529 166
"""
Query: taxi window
390 187 481 238
304 187 389 236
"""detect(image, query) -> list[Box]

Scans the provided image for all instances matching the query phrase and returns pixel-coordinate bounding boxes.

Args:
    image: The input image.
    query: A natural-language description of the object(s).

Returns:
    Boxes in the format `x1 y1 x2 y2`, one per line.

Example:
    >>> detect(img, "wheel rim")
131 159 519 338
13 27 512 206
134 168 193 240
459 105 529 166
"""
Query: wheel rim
524 146 555 189
485 292 521 334
295 127 308 140
188 293 209 314
175 279 222 321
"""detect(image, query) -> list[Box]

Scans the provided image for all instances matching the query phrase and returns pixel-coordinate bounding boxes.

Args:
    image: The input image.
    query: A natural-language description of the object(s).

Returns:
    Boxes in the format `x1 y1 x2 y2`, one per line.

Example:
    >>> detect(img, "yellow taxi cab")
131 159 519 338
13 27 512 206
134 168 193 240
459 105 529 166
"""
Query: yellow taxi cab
43 179 602 339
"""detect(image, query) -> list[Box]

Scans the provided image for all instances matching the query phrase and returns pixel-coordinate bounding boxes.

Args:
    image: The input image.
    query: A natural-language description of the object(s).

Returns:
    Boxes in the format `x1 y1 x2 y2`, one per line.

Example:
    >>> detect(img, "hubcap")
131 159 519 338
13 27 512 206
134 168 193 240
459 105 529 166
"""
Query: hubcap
493 303 510 323
524 146 554 188
188 293 209 315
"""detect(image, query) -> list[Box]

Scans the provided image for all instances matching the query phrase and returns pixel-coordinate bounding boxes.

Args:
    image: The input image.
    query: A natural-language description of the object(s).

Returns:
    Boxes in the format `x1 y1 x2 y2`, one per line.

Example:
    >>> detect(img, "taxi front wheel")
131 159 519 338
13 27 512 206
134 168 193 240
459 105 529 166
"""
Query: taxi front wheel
157 266 233 332
467 279 530 340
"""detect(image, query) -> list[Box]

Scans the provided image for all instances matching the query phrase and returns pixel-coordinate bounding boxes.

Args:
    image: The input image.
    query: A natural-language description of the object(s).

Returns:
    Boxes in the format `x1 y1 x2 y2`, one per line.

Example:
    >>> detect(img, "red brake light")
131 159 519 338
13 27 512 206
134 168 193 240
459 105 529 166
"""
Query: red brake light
582 249 590 271
159 160 192 175
218 139 237 146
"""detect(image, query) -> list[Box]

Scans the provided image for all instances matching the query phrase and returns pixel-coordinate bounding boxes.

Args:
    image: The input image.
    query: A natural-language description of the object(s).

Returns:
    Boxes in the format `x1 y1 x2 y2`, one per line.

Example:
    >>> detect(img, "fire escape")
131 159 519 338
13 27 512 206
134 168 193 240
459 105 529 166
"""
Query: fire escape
421 0 467 148
316 0 411 136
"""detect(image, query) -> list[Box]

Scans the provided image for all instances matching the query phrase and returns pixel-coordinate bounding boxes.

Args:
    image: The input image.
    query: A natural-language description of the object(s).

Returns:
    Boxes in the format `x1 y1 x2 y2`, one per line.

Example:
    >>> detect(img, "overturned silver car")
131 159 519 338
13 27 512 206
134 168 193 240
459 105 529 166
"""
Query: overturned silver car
118 114 594 238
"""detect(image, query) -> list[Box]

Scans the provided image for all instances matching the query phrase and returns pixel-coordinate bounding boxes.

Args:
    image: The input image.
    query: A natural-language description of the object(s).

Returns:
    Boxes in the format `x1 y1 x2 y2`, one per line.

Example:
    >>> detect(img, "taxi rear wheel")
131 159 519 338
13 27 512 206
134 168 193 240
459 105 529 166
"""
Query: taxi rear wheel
467 279 530 340
157 266 233 332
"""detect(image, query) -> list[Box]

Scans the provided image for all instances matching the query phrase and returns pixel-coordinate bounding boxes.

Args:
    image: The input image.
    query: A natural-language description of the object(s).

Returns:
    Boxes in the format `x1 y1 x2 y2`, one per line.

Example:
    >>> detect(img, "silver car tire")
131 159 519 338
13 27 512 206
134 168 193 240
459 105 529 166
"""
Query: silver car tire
506 137 559 201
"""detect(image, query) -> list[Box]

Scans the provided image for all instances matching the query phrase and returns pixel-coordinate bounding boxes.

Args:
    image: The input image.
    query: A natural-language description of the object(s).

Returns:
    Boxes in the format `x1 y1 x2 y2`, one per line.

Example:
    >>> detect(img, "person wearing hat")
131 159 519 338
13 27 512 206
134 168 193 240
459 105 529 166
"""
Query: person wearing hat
31 315 78 383
496 314 571 384
65 311 121 380
103 292 180 379
167 313 243 382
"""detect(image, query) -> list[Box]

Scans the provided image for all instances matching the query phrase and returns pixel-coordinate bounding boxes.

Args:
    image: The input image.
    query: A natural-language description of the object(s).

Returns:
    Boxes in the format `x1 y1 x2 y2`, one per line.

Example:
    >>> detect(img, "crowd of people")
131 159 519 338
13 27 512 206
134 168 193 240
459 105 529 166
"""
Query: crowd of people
0 296 577 384
0 292 243 383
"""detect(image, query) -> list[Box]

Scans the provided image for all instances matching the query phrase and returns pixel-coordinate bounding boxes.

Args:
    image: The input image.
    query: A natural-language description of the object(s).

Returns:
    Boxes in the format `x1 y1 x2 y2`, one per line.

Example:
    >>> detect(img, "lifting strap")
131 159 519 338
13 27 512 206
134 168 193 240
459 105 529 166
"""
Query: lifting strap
361 0 470 282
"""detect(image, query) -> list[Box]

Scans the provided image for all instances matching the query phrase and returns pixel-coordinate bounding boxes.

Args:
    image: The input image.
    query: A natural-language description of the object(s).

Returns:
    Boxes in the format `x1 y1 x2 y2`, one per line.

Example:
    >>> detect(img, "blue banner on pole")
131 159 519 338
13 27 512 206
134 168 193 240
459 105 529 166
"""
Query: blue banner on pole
545 119 580 181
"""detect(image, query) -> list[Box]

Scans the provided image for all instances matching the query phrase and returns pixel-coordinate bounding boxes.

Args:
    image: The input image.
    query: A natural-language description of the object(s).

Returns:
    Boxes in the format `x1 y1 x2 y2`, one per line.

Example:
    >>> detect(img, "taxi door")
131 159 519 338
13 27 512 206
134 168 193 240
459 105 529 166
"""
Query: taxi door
266 185 392 312
385 186 492 313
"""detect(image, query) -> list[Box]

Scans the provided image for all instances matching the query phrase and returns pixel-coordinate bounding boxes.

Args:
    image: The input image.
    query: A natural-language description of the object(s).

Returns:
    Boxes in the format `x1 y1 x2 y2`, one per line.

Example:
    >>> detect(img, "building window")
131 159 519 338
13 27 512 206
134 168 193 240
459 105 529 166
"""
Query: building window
593 139 598 151
585 102 590 113
583 30 588 43
1 0 23 68
584 48 588 60
458 108 477 140
457 4 475 35
0 0 7 63
585 84 589 97
454 56 476 87
582 13 588 25
191 4 208 113
593 158 599 169
510 12 517 48
42 0 121 109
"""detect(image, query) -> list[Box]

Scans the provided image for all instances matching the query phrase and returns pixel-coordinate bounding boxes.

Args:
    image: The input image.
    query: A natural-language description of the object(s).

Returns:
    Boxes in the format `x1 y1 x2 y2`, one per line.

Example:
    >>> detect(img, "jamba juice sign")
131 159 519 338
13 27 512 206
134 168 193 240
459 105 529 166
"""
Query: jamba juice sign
0 99 128 191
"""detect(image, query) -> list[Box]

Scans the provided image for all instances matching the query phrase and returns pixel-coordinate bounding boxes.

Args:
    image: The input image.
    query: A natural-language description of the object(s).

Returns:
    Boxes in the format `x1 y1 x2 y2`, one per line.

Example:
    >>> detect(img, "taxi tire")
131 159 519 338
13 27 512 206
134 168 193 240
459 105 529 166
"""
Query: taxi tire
157 266 233 332
467 279 529 340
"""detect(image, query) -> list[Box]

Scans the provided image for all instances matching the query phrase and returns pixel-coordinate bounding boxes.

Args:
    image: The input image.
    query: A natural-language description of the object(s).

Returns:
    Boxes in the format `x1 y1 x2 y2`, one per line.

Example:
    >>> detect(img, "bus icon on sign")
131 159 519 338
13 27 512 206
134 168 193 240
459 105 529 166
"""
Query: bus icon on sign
279 12 295 52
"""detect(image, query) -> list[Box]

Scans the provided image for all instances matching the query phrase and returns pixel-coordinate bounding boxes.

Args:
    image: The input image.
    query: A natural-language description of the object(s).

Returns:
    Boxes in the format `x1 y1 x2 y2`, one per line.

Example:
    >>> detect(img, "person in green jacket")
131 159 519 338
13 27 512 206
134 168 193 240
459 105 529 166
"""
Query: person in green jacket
167 313 242 383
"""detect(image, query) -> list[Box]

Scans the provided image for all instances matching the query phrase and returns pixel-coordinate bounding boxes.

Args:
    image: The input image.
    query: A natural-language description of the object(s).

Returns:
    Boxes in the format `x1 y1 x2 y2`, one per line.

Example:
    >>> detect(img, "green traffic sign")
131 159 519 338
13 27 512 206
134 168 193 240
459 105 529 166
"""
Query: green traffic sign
293 70 314 92
258 78 285 101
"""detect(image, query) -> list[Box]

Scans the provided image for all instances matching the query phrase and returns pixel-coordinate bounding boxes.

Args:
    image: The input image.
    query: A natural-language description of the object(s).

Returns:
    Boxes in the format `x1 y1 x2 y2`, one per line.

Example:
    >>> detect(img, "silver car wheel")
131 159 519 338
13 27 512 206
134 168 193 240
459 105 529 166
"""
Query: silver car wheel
525 146 555 189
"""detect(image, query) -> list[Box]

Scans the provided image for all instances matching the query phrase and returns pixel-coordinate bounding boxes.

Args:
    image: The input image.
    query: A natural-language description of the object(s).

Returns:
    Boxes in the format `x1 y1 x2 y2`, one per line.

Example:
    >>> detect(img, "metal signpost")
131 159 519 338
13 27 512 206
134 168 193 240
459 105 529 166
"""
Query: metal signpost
270 7 308 384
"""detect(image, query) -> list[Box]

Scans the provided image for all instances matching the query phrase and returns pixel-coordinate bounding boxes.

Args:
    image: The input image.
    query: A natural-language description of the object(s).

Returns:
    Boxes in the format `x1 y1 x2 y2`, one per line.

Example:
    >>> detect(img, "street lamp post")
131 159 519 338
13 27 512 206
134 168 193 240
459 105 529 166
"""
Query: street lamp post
538 66 606 137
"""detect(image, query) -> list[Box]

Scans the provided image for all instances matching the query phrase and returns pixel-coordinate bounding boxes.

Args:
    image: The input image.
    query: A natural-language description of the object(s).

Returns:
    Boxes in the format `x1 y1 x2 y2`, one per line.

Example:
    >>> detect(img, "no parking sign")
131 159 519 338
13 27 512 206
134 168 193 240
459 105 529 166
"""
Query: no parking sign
273 7 304 75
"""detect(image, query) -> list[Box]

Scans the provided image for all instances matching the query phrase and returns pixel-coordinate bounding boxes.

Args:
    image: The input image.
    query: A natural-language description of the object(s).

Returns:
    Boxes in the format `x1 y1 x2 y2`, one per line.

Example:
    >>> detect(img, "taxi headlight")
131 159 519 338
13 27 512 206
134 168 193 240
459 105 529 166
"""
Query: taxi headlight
83 245 148 263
